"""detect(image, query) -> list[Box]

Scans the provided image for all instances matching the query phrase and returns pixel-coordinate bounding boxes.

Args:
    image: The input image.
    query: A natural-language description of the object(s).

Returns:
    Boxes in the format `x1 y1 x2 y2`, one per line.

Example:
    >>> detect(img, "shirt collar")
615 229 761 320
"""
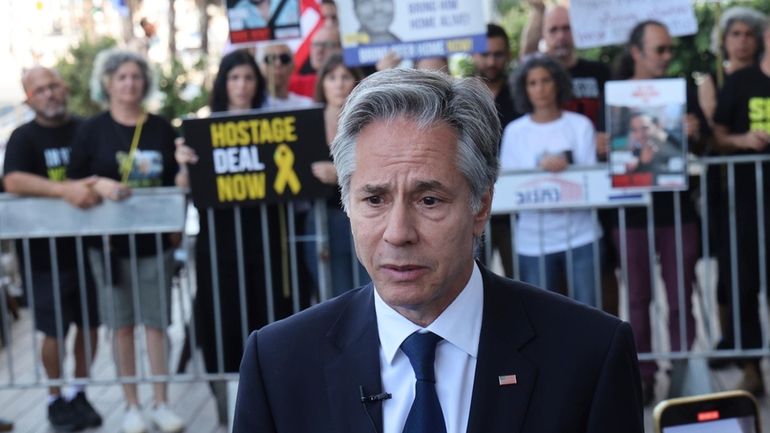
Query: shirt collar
374 262 484 365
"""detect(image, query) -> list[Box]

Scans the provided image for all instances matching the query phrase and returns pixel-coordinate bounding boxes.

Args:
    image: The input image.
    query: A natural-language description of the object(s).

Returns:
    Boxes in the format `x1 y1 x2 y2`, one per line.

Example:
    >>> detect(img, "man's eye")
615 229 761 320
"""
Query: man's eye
421 196 439 206
366 196 382 205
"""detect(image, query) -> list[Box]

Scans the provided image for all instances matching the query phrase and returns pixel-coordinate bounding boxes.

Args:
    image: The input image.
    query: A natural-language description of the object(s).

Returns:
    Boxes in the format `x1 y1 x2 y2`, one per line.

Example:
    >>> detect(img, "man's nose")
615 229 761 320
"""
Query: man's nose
382 201 418 246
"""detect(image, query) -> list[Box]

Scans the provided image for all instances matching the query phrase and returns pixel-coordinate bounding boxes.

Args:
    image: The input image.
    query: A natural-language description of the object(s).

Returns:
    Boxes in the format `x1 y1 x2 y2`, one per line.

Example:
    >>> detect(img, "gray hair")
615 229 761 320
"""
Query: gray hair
90 48 152 105
331 68 500 214
710 6 767 57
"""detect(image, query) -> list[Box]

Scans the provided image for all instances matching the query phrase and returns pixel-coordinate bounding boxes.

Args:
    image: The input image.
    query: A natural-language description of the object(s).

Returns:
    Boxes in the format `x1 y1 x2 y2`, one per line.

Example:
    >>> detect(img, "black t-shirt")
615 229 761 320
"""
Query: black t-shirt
3 118 82 271
713 64 770 207
565 58 610 131
67 112 178 256
714 64 770 139
495 79 519 133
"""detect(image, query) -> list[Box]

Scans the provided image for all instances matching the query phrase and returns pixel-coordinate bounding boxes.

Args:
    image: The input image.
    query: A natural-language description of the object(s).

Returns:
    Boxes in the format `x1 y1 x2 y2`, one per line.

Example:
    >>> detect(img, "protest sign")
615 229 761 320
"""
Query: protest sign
336 0 486 66
492 166 650 214
182 106 333 209
605 78 688 191
226 0 301 44
570 0 697 49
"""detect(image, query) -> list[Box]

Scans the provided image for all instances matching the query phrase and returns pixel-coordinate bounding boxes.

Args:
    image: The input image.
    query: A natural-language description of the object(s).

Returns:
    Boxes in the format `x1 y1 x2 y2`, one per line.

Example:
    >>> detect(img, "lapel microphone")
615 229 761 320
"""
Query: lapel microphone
359 386 392 403
359 385 391 433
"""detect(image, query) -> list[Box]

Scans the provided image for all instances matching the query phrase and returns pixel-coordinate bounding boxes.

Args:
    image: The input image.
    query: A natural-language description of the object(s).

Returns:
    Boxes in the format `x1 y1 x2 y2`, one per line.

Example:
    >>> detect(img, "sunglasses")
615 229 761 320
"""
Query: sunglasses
264 53 293 65
654 45 675 55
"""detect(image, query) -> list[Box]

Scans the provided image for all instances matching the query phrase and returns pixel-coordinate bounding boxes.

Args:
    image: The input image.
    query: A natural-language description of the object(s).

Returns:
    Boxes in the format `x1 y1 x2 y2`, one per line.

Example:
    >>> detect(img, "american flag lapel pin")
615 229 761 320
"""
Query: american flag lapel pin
498 374 517 386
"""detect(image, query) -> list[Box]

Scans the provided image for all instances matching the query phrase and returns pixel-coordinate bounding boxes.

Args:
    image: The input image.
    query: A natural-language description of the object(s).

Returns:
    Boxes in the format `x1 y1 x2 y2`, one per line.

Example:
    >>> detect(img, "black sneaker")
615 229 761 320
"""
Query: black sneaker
48 397 84 432
70 391 103 427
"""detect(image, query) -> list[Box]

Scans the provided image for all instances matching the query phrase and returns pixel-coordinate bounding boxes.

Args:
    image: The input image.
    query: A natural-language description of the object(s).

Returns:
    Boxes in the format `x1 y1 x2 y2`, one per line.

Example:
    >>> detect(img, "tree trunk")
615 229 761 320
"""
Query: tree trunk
80 0 95 40
168 0 176 56
197 0 210 57
121 0 142 44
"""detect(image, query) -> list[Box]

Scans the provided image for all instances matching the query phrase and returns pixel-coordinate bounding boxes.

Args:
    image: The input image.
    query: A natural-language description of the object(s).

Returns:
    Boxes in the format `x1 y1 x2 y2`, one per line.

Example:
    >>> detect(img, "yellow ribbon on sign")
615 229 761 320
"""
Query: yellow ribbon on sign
273 144 301 195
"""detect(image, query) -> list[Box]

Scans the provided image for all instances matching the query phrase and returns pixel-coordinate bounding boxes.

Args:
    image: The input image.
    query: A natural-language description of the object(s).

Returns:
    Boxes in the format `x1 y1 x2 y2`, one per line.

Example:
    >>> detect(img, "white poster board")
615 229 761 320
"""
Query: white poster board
491 166 650 214
605 78 688 191
569 0 697 49
336 0 487 66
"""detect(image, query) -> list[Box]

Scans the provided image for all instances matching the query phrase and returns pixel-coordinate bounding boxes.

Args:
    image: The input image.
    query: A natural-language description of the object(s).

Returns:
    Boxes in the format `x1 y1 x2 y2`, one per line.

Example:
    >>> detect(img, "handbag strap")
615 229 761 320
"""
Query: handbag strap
119 114 146 184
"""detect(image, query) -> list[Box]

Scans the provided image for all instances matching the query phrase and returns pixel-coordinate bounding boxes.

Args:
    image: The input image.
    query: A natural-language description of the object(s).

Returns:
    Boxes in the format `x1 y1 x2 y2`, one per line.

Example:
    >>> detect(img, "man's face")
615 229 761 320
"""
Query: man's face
348 117 490 326
354 0 395 34
310 26 341 71
543 7 574 62
629 115 652 146
321 2 338 28
261 44 293 92
632 24 674 79
250 0 271 22
24 68 68 122
472 36 510 82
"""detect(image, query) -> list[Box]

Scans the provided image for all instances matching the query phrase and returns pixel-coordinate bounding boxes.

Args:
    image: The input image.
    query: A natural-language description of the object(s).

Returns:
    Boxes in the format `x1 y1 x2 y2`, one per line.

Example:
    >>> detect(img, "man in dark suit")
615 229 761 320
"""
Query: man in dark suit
233 68 644 433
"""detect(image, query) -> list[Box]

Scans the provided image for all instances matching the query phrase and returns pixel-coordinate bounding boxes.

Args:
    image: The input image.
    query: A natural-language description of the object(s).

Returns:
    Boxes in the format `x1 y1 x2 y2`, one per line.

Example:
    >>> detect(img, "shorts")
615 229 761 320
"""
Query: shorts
88 248 174 329
27 269 100 337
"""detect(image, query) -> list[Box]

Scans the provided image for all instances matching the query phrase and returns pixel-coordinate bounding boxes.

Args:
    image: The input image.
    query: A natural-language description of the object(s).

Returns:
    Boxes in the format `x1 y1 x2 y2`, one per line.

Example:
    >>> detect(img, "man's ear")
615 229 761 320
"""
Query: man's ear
630 45 642 64
473 188 493 238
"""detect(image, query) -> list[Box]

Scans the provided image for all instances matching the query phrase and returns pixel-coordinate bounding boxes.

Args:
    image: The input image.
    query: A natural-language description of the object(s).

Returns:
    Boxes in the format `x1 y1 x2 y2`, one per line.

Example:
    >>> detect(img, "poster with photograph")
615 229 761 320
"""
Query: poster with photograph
337 0 487 66
606 78 688 191
226 0 301 44
181 106 333 209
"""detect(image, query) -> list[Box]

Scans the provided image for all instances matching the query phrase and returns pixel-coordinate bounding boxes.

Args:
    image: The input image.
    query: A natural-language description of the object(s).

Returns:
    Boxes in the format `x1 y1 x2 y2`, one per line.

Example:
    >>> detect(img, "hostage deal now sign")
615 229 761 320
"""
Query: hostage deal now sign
182 106 332 209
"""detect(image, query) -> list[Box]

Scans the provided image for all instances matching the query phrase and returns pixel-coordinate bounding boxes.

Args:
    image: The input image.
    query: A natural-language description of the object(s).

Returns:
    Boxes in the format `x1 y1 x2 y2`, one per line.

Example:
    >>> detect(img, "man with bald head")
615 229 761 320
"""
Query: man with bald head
3 66 103 431
288 24 342 97
260 43 314 107
521 1 610 134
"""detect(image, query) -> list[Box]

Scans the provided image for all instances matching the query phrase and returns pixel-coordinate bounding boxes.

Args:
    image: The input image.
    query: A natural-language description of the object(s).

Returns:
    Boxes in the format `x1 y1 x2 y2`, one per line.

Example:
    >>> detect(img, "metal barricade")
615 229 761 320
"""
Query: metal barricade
486 156 770 383
0 155 767 396
0 188 345 391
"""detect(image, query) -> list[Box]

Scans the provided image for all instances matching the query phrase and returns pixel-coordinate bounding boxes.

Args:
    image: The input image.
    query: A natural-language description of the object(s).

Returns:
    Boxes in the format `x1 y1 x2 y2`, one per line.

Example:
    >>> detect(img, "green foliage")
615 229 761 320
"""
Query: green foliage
54 36 208 123
54 37 117 117
156 57 209 122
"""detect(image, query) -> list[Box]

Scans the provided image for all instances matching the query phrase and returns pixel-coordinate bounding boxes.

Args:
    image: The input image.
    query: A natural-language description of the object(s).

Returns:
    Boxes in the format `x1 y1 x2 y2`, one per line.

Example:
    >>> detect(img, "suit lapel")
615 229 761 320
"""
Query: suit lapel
466 267 537 433
324 285 384 433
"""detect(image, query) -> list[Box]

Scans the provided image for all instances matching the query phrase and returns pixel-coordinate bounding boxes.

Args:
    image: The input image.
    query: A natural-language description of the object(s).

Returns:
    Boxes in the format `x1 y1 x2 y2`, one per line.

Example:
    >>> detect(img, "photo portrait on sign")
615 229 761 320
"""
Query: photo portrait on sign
608 105 687 188
337 0 487 66
226 0 301 43
606 78 688 190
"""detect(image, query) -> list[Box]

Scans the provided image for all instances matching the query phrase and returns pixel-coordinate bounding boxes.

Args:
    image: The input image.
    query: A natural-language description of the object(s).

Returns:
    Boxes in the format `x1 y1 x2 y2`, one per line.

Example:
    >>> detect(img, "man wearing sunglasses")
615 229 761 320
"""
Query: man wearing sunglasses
615 20 709 407
259 43 313 109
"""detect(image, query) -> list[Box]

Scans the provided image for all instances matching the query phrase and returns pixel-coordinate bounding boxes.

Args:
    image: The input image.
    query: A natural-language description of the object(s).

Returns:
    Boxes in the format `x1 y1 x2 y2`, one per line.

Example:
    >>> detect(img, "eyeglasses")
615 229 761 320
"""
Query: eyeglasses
654 45 675 55
312 41 341 50
263 53 293 66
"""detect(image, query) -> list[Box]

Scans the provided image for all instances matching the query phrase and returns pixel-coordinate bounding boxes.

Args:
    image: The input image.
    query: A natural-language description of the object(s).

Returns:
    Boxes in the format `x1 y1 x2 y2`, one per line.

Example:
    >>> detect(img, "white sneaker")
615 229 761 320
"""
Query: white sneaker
149 403 184 433
121 406 146 433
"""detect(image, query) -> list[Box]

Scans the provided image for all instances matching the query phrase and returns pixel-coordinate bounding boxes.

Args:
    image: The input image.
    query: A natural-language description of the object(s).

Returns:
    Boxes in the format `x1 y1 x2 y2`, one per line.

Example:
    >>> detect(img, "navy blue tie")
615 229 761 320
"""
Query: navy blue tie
401 331 447 433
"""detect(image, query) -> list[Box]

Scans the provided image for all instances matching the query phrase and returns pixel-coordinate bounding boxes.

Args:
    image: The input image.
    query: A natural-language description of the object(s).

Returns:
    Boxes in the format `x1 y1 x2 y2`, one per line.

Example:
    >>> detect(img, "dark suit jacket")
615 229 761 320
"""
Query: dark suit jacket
233 265 644 433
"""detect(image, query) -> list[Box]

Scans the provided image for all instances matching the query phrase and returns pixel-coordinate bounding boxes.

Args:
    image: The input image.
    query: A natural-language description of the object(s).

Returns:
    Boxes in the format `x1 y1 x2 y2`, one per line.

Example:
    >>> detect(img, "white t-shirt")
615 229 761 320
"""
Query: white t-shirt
266 92 314 109
499 111 602 255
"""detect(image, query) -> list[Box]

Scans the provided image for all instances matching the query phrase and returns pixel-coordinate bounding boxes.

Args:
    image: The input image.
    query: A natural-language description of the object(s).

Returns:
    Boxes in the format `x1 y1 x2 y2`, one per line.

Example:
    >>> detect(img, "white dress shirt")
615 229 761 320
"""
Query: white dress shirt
374 262 484 433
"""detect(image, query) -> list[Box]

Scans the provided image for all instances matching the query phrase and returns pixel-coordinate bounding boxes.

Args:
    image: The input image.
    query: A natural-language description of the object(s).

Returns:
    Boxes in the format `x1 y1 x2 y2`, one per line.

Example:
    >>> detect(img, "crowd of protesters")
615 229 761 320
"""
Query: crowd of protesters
1 0 770 430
